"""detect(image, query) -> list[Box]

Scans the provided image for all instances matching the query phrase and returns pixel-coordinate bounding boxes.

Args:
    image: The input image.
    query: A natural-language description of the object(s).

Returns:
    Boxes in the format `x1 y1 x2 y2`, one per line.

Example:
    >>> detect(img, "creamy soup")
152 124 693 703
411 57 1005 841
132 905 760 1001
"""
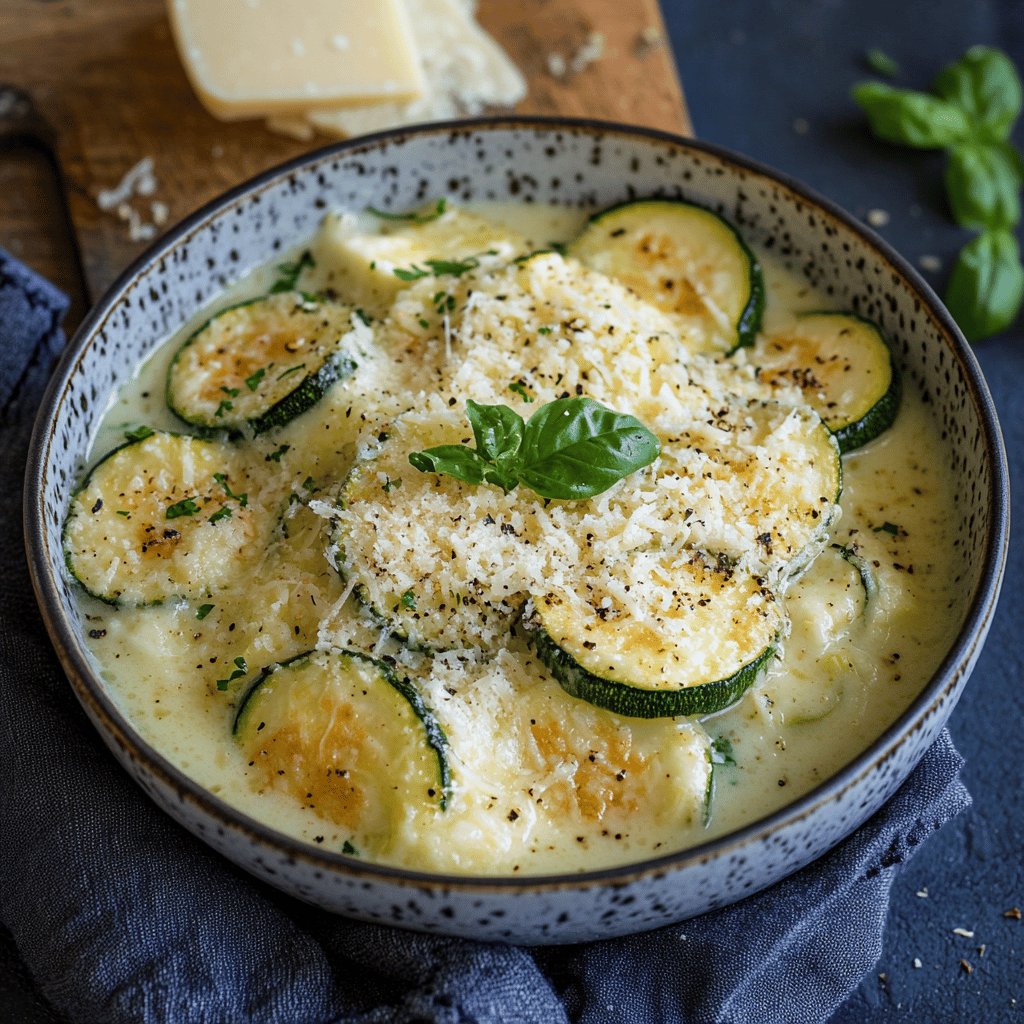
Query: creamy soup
67 201 960 875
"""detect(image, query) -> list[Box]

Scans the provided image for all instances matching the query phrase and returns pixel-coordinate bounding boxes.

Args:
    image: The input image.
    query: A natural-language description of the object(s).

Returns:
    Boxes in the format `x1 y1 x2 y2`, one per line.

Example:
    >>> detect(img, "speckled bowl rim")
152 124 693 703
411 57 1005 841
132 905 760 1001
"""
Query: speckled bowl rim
25 116 1009 895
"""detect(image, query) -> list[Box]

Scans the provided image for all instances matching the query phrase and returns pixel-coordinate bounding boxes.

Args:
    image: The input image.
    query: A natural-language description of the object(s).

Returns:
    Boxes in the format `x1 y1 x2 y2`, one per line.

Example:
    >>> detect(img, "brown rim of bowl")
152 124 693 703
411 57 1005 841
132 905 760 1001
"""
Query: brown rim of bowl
24 116 1010 895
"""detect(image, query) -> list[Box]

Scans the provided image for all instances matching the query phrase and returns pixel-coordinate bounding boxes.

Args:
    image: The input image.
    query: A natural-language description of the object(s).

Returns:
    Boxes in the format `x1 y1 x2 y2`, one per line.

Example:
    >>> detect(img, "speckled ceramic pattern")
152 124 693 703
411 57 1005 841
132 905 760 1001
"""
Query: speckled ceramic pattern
26 120 1008 944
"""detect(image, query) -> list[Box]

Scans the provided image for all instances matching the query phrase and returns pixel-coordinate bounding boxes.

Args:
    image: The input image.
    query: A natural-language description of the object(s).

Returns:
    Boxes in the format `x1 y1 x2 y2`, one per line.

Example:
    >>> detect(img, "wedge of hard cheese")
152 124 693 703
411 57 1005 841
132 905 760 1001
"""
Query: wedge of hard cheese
167 0 427 120
304 0 526 138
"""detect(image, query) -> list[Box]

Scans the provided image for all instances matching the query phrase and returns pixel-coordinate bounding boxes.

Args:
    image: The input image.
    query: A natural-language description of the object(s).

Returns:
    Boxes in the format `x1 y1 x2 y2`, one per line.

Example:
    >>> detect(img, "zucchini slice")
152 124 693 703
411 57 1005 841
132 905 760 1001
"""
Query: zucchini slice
757 313 901 453
63 431 271 605
524 552 782 718
659 401 842 578
167 292 359 434
314 206 526 314
234 651 450 844
567 199 764 354
831 543 878 607
333 426 527 652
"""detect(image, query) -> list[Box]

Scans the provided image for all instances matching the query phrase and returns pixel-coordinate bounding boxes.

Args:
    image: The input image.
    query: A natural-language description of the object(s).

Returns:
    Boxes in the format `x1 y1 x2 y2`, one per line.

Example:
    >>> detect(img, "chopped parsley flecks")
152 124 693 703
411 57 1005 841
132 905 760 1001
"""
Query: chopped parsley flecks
394 255 481 282
213 472 248 507
166 497 200 519
208 506 233 524
245 367 266 391
508 381 534 403
196 603 214 620
270 251 315 294
432 291 456 315
216 655 248 692
710 736 736 766
873 521 902 536
266 444 291 463
400 590 417 609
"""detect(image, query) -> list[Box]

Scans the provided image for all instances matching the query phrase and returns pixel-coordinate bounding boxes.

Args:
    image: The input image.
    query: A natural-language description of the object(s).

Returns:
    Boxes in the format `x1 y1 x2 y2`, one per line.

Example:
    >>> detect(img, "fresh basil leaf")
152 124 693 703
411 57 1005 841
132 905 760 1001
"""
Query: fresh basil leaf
998 140 1024 185
465 400 525 468
409 445 490 485
865 48 901 79
933 46 1022 143
945 143 1022 230
518 397 660 500
945 230 1024 341
852 82 972 148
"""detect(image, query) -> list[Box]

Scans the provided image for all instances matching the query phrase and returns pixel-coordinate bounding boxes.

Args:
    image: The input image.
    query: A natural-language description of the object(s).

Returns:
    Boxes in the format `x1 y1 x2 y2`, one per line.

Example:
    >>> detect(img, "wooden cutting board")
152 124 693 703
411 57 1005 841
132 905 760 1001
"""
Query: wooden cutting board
0 0 689 330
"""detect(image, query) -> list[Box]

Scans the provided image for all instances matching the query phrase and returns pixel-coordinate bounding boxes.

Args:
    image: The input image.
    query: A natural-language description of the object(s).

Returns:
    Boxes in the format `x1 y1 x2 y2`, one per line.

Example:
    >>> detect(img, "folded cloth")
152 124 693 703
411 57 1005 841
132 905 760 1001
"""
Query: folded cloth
0 249 971 1024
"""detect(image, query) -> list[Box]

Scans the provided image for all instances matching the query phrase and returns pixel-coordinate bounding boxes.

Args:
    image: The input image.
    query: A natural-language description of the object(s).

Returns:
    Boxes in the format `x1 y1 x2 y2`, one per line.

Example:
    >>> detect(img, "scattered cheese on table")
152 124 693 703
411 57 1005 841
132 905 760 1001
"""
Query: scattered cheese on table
167 0 426 119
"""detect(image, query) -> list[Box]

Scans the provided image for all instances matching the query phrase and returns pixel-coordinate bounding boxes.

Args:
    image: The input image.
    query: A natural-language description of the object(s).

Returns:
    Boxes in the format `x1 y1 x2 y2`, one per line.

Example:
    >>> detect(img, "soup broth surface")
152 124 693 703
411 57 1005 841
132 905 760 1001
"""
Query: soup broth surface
75 201 960 875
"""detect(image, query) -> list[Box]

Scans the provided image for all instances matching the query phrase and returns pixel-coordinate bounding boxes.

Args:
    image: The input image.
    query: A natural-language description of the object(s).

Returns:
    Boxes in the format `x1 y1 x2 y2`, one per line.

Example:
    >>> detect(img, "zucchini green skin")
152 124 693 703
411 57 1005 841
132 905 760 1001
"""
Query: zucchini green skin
570 198 765 354
166 294 357 436
832 350 901 455
63 434 149 606
805 310 901 455
527 623 778 720
832 543 878 606
62 430 254 606
233 649 451 809
249 350 357 435
762 311 901 455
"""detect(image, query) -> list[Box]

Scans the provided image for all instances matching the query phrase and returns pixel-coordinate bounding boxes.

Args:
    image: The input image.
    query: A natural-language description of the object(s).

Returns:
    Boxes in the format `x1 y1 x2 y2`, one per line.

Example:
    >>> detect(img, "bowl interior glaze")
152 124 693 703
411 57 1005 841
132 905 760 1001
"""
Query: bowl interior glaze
26 120 1008 943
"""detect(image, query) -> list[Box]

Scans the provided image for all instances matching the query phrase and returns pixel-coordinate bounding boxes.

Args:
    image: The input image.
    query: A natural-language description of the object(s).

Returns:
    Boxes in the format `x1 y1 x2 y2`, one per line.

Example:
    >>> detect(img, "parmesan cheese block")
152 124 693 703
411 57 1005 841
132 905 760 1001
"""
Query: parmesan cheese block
305 0 526 138
167 0 426 120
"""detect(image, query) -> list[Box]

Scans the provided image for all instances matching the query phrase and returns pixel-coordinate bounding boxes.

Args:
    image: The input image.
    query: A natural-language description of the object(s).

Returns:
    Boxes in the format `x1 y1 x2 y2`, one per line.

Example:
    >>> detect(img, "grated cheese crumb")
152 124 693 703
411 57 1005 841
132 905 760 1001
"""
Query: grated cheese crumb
97 157 158 212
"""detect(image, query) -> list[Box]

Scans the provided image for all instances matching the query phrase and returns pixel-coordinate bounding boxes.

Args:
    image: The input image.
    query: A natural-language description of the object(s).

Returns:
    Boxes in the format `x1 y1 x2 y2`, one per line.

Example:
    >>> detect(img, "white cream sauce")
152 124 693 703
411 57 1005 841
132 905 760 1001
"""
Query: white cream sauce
76 202 961 874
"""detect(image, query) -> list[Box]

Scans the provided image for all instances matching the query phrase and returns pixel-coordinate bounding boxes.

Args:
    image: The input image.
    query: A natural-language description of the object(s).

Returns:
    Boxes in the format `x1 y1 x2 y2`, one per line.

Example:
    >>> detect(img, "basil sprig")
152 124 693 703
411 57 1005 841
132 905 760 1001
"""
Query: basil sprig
853 46 1024 340
408 398 660 500
946 231 1024 341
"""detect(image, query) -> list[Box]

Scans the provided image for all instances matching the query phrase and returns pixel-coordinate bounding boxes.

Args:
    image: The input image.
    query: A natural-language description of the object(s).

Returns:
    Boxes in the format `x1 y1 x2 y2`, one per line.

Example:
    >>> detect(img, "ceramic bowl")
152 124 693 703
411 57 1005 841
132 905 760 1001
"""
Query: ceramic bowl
25 118 1009 944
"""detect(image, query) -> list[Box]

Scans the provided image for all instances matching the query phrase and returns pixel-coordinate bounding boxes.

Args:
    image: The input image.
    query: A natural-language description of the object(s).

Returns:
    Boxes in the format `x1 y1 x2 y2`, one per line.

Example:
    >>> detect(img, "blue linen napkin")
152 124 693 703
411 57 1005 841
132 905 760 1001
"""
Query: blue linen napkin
0 248 971 1024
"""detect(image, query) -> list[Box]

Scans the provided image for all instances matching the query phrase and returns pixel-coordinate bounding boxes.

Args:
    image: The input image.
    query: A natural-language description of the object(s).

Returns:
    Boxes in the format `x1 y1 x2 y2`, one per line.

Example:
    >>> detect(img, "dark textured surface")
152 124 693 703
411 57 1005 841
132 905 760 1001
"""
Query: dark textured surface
662 0 1024 1019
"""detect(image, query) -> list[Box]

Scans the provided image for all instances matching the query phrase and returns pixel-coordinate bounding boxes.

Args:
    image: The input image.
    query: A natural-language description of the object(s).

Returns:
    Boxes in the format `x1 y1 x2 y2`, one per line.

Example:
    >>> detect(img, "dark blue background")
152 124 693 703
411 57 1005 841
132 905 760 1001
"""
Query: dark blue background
660 0 1023 1019
2 1 1022 1020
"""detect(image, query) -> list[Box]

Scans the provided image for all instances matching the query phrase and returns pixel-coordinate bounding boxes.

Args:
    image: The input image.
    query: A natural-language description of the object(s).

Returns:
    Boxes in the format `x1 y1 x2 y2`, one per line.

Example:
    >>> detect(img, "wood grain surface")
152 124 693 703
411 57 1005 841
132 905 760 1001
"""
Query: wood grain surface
0 0 689 320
